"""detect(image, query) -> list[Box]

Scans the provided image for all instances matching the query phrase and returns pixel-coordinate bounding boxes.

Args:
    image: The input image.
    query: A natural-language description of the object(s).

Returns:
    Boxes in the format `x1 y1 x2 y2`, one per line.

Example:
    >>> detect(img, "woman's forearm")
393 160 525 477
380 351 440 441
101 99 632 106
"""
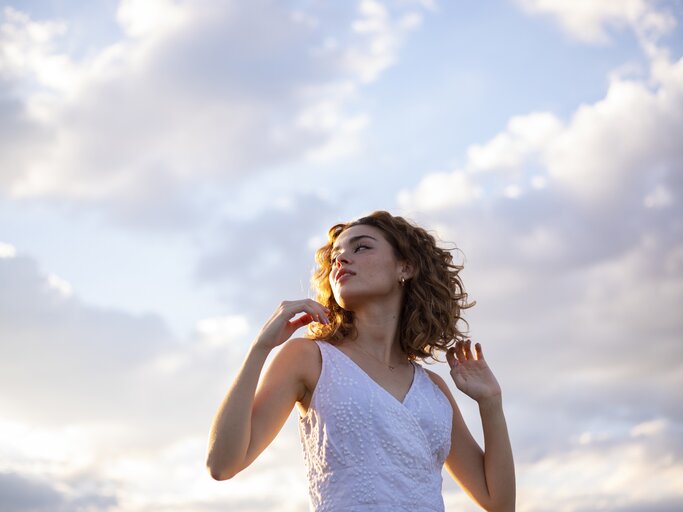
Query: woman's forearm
206 343 271 480
479 395 516 511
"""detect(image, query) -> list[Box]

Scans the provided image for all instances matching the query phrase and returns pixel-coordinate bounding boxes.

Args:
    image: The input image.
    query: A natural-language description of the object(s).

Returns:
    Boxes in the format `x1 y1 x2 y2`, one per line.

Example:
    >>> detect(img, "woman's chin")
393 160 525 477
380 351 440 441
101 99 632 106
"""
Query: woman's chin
334 292 360 312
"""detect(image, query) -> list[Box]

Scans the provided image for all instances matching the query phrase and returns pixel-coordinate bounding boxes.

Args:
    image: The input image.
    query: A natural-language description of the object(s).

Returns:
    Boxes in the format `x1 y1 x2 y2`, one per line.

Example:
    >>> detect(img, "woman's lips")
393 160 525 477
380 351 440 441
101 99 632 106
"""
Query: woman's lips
336 270 355 282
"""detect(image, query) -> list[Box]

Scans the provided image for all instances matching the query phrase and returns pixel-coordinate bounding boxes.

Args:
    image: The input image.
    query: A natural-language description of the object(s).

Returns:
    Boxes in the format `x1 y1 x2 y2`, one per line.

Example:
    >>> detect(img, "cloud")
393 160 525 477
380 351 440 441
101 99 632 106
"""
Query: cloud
0 2 429 226
0 252 172 423
0 245 313 509
399 46 683 264
0 246 259 449
0 470 118 512
467 112 563 173
0 472 64 511
514 0 677 44
515 417 683 511
0 241 17 257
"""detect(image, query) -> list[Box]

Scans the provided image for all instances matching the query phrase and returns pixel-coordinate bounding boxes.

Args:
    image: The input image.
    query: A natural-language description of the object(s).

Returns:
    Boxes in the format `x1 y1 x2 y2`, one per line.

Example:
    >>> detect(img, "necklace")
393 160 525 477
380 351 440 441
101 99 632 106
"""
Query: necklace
351 340 407 371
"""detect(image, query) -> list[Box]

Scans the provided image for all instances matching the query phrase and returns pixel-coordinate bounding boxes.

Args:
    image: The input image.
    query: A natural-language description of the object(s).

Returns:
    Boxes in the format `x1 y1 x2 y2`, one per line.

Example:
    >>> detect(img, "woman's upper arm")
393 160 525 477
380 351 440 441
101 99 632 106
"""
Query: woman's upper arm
426 369 492 509
240 337 321 471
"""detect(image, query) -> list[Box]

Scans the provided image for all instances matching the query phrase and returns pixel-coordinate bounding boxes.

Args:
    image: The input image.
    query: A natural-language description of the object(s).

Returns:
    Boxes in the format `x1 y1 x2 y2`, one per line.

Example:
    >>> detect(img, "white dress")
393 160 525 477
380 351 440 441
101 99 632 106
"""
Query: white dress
298 340 453 511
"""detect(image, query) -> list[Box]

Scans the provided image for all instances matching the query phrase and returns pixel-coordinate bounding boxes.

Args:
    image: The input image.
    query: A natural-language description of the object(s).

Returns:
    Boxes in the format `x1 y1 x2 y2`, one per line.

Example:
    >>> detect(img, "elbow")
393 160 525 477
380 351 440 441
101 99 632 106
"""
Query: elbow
209 469 233 481
207 463 236 481
206 456 239 481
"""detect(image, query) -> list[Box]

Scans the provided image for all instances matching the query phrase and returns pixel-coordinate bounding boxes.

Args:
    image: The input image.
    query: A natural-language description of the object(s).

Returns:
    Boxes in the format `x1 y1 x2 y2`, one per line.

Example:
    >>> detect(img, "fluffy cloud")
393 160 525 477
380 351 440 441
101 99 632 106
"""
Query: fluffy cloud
515 0 677 44
0 246 304 509
0 1 428 225
399 45 683 257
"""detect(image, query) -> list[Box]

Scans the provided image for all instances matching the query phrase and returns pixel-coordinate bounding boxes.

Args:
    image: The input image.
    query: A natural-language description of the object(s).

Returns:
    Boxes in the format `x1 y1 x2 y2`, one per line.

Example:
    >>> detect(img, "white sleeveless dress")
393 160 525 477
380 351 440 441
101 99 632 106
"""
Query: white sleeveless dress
298 340 453 512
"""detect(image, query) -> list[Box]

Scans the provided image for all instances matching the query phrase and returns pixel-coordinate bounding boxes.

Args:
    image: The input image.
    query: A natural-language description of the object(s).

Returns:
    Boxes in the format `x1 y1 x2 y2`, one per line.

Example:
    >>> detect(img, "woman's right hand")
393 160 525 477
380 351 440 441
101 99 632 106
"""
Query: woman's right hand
253 299 330 351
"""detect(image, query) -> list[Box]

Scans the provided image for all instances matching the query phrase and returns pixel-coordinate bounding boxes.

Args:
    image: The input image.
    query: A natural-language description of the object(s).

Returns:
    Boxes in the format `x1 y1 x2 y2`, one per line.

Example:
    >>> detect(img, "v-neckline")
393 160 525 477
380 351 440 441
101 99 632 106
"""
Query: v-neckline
327 342 417 406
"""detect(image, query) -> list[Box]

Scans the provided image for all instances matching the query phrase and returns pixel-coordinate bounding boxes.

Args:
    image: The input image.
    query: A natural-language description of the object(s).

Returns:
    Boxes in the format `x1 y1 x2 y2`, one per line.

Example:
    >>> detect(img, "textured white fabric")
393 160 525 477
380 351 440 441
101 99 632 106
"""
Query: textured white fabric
298 340 453 512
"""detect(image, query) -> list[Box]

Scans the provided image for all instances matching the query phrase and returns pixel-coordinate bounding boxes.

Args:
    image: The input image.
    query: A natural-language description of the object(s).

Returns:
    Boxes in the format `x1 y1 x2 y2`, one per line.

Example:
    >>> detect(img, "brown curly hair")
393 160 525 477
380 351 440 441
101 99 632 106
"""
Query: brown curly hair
307 211 475 361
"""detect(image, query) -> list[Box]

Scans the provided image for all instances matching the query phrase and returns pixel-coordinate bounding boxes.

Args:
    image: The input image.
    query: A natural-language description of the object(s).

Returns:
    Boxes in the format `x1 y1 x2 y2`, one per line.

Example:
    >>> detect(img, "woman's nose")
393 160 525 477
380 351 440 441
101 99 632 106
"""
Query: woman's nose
336 253 350 266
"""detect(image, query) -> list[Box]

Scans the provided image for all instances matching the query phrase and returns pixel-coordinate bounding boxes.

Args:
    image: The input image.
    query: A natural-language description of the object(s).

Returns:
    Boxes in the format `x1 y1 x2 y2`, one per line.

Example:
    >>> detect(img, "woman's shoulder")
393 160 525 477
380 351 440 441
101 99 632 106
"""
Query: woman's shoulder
279 337 322 359
278 337 323 378
280 338 323 411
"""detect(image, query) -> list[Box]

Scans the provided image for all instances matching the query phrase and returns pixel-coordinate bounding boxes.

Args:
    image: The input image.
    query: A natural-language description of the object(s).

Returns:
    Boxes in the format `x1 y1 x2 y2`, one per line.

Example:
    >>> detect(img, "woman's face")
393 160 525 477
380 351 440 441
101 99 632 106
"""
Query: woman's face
328 224 405 310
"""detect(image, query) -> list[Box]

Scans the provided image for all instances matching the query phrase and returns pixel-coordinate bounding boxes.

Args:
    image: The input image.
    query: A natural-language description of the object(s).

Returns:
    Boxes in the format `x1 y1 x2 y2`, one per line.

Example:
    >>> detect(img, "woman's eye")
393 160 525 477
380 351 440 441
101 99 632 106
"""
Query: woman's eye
330 244 370 263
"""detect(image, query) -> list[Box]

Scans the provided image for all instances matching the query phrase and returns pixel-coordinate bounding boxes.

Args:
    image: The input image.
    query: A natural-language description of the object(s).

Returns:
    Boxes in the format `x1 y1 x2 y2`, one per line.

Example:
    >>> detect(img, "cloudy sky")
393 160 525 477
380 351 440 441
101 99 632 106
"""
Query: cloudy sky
1 0 682 510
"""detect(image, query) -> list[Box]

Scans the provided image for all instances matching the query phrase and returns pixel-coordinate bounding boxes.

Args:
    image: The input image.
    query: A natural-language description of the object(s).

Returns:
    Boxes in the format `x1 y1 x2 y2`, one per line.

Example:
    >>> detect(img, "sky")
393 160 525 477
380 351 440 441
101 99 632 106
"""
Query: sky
0 0 682 511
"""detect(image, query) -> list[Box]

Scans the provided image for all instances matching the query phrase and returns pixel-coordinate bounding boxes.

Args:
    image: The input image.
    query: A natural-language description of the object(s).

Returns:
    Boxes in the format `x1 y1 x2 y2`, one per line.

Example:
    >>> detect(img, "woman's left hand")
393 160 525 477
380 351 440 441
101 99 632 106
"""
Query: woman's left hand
446 339 502 403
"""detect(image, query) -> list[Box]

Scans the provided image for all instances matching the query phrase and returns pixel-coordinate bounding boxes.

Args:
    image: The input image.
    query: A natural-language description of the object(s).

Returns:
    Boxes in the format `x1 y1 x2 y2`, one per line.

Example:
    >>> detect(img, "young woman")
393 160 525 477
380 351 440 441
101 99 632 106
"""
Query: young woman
206 211 515 511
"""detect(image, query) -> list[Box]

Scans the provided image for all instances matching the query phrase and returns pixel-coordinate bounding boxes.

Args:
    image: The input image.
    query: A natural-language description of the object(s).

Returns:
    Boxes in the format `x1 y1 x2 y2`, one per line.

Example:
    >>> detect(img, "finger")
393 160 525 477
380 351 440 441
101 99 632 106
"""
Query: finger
475 342 484 360
464 339 473 360
307 299 331 315
289 301 330 325
446 348 458 369
289 313 314 329
306 299 331 324
315 300 331 314
312 309 330 325
455 340 466 363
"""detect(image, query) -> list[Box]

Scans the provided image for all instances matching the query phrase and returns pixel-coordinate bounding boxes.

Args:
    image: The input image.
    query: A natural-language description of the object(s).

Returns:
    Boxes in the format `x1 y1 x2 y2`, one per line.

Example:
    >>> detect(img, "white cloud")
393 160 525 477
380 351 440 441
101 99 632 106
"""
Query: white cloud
345 0 423 83
516 419 683 511
515 0 677 44
0 247 310 510
546 58 683 203
398 170 482 211
0 6 74 91
195 314 249 348
0 2 431 224
116 0 185 38
46 272 73 297
0 241 17 258
643 184 673 208
630 418 669 437
0 249 257 449
466 112 563 173
400 48 683 211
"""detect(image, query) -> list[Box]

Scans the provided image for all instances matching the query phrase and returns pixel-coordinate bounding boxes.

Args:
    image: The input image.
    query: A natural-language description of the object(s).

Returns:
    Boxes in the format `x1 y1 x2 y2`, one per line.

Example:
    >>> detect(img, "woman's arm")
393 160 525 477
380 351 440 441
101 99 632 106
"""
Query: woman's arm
205 300 329 480
429 340 515 511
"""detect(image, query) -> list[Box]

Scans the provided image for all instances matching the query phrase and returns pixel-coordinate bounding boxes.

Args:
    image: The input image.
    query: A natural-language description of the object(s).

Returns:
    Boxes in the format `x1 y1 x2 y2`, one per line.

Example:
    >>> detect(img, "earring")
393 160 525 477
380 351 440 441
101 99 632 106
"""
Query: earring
400 276 405 286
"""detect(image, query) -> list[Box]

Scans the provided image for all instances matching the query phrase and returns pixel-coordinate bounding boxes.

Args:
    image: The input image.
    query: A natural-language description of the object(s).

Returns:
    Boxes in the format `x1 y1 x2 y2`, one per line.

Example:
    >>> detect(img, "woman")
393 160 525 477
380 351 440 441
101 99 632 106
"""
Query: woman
206 211 515 511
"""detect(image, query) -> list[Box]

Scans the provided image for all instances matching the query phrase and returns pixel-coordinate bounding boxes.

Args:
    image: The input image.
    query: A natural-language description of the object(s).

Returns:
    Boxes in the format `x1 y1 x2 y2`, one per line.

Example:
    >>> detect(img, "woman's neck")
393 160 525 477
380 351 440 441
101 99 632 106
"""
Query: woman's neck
350 301 405 363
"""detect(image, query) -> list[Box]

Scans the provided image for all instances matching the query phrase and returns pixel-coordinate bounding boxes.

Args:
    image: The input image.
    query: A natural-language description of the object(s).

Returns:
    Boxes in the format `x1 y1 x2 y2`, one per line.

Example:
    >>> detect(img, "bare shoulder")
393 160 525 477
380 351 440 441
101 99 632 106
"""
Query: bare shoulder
275 337 322 392
278 337 322 362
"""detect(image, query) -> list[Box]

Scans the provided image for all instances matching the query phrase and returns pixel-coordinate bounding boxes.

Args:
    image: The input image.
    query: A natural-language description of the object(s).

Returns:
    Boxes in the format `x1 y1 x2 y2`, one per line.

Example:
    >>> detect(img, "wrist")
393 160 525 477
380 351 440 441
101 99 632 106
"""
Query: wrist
477 393 503 411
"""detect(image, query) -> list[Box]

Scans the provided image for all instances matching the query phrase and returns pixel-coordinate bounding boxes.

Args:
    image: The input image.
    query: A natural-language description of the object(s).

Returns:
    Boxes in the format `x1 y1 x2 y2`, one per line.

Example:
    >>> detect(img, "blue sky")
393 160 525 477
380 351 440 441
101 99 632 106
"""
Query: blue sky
1 1 682 511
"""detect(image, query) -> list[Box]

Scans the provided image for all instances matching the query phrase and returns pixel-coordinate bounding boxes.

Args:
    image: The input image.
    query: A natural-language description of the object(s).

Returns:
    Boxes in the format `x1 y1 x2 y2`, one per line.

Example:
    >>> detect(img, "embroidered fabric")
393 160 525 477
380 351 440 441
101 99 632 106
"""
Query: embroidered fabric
298 340 453 512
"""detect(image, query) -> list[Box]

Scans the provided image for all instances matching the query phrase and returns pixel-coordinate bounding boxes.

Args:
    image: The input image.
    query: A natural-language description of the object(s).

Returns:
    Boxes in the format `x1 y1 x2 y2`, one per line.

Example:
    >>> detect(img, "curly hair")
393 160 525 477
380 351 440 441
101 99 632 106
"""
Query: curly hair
307 211 475 361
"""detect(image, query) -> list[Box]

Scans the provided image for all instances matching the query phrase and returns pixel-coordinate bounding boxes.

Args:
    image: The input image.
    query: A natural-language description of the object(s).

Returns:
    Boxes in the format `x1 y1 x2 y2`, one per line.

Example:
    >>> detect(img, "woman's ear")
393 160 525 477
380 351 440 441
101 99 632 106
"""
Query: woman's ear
400 261 415 280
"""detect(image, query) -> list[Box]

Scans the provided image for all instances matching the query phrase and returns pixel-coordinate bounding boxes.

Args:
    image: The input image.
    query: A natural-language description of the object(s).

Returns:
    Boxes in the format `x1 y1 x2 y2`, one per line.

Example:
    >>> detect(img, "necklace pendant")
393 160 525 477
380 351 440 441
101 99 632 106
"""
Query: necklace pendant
388 365 395 370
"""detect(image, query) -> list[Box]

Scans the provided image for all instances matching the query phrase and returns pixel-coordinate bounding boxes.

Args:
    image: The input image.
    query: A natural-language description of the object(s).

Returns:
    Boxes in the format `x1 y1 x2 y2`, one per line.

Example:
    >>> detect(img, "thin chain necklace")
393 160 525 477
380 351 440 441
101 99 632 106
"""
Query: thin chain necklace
351 340 408 371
